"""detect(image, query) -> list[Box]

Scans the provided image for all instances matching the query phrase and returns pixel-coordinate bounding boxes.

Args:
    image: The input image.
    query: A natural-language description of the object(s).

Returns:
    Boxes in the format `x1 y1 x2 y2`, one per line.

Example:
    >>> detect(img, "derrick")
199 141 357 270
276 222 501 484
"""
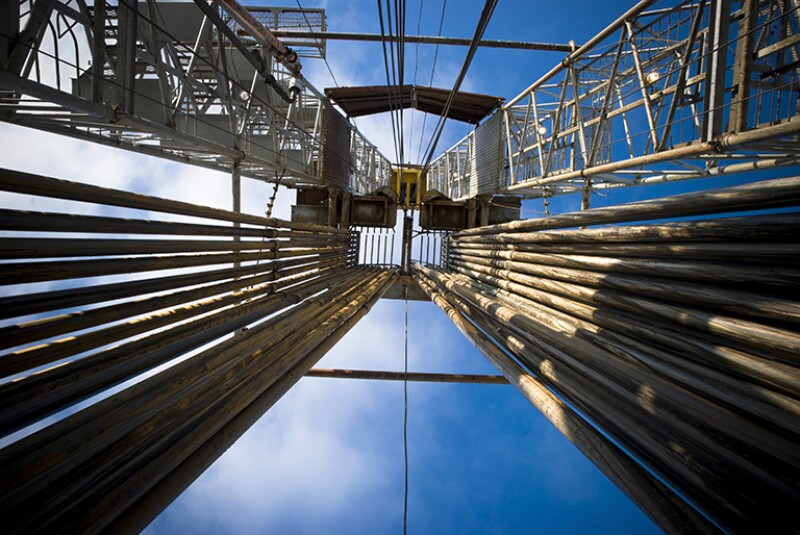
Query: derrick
0 0 798 532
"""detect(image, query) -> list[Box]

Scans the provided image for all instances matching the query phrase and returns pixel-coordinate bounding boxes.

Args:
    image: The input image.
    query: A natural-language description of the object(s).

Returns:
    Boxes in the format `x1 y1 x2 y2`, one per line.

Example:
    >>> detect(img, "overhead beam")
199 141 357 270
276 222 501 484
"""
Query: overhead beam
268 30 576 52
305 369 509 384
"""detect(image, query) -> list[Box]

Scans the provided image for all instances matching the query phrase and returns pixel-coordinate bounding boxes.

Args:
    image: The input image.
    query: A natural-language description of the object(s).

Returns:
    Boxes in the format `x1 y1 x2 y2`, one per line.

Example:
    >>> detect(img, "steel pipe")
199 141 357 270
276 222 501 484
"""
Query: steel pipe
0 253 347 321
304 369 509 384
0 267 345 434
0 268 397 533
0 261 343 377
0 167 346 234
106 269 397 533
0 245 348 285
417 266 797 532
269 30 576 52
465 176 800 235
413 264 718 534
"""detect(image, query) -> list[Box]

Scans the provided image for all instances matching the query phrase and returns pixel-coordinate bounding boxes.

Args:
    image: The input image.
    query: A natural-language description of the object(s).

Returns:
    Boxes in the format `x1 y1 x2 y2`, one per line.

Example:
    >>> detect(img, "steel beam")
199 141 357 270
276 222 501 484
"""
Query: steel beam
269 30 576 52
304 369 509 384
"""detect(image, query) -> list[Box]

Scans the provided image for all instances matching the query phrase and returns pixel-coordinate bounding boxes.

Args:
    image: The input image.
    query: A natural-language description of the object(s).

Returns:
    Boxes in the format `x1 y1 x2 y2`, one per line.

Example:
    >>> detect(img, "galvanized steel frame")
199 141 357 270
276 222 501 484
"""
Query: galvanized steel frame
429 0 800 201
0 0 391 193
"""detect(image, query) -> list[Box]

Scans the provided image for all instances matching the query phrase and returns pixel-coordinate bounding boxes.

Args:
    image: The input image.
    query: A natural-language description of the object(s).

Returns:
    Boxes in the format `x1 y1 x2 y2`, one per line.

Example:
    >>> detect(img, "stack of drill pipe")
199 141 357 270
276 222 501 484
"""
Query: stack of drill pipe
0 267 397 533
413 264 718 534
0 257 344 375
0 266 343 434
0 168 348 235
438 176 800 532
109 268 393 533
0 169 352 439
0 167 379 531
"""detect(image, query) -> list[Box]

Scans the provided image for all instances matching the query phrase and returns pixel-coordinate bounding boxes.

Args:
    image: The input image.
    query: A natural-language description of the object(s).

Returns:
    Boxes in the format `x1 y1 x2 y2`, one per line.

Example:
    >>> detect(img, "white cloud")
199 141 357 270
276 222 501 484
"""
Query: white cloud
0 2 660 533
145 299 411 534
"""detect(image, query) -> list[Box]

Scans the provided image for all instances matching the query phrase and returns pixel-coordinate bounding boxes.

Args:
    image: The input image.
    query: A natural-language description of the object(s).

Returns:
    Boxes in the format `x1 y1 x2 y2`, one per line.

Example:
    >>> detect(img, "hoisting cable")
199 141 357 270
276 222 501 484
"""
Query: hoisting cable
409 0 424 161
416 0 447 163
377 0 402 165
396 0 407 173
388 0 402 164
420 0 498 175
403 285 410 535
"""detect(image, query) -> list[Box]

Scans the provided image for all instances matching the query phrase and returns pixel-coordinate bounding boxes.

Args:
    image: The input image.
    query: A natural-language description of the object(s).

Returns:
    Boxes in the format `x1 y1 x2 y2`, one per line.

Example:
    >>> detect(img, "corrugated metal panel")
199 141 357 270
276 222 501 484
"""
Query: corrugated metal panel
321 103 352 191
472 113 502 197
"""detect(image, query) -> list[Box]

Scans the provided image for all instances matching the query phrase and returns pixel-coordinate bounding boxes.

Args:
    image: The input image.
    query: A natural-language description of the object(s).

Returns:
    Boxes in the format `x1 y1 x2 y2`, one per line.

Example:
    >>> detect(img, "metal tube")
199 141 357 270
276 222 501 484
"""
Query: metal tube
449 246 800 286
0 261 343 377
0 209 280 237
453 240 800 261
0 254 346 351
304 369 509 384
0 269 397 533
464 175 800 236
448 247 800 324
417 265 795 532
268 30 576 52
463 300 759 532
412 265 718 534
0 269 370 496
0 237 300 259
0 253 346 321
0 267 347 434
106 270 397 534
0 168 347 234
446 261 800 419
453 212 800 243
0 245 348 285
434 269 798 459
447 255 800 363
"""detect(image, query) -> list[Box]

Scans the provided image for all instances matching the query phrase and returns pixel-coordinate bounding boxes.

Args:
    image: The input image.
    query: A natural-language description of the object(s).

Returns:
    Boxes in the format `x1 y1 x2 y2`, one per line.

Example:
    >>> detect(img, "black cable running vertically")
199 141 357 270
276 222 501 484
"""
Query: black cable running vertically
403 286 409 535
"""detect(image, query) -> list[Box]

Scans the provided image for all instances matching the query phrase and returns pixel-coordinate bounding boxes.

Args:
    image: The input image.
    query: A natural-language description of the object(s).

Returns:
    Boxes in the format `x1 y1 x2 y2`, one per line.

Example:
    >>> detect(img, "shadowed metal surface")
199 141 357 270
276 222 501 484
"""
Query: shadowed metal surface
325 85 504 124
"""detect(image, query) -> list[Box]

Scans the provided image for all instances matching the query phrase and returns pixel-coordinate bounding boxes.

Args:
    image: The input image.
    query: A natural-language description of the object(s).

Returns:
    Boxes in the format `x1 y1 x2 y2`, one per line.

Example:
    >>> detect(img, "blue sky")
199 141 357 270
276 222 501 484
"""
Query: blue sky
144 298 660 535
142 0 662 533
4 0 774 532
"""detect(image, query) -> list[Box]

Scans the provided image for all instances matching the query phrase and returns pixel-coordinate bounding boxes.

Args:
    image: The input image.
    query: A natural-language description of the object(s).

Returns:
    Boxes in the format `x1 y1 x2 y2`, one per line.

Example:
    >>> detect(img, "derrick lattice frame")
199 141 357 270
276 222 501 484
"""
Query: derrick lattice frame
428 0 800 201
0 0 391 193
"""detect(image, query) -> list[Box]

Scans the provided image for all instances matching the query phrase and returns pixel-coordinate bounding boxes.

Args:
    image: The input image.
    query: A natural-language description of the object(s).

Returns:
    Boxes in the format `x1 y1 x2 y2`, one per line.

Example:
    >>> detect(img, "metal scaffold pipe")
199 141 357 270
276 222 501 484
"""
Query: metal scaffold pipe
431 178 800 532
304 369 509 384
107 270 395 533
269 30 577 52
460 176 800 236
504 0 658 107
0 267 398 533
413 264 719 534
